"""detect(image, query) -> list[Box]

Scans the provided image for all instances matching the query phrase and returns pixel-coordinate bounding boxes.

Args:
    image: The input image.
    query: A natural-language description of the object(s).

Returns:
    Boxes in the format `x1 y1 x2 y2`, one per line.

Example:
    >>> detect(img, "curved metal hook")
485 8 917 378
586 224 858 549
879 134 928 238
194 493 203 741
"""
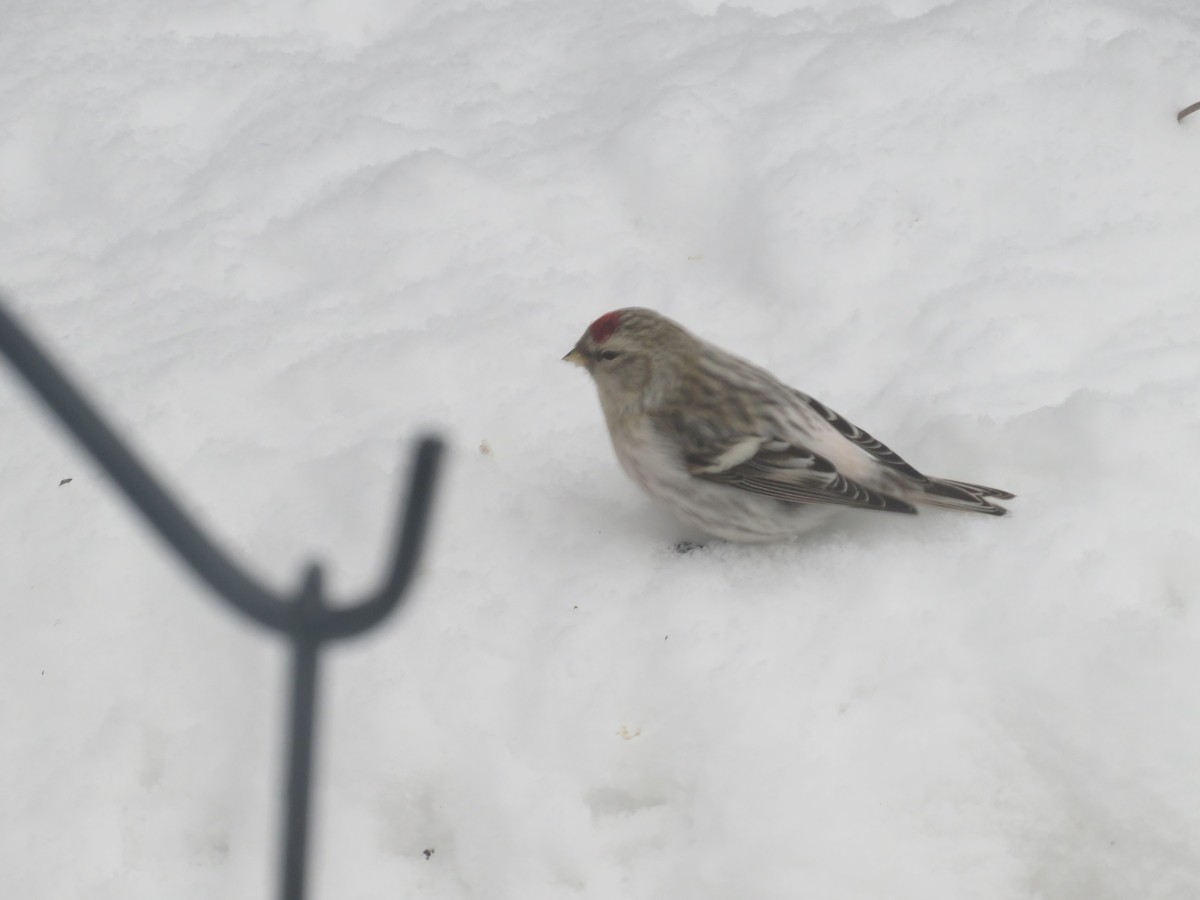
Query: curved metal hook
0 293 442 641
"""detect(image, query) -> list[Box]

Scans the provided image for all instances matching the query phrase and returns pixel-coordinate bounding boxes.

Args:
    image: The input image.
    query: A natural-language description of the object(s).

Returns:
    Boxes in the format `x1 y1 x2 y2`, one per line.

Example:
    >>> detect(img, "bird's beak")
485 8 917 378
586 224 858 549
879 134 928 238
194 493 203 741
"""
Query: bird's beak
562 345 589 368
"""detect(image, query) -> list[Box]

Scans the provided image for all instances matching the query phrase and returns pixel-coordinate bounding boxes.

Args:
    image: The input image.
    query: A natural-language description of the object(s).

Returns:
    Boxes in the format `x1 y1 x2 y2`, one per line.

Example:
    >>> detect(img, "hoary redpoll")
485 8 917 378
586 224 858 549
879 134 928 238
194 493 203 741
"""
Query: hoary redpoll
564 308 1013 542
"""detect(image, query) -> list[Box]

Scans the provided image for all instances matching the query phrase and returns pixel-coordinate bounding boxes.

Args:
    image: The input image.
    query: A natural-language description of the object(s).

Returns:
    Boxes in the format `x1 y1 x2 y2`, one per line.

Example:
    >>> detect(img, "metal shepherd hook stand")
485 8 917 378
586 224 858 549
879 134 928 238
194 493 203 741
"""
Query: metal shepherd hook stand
0 293 443 900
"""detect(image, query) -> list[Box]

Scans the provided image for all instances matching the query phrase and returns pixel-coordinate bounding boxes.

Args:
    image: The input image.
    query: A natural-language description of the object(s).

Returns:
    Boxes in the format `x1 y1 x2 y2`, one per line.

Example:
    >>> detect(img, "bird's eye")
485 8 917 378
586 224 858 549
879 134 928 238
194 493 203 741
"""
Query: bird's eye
599 350 621 361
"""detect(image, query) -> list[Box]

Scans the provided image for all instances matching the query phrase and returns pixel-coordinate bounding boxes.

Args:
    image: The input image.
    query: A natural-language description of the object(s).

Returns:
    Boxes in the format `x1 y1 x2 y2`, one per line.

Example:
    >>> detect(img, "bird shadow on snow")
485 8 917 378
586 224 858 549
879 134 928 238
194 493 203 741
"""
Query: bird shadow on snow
660 502 1004 560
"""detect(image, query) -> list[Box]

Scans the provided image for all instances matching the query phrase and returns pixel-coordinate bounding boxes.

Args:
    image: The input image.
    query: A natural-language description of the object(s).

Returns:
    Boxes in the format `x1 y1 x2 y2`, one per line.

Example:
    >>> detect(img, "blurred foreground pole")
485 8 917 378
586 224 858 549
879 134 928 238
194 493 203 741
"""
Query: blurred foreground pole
0 293 442 900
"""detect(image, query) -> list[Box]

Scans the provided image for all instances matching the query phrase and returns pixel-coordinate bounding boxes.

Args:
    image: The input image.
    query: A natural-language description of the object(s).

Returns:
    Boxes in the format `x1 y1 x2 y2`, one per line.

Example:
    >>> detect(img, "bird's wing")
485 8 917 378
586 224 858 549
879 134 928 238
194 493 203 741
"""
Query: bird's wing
685 436 918 515
792 391 1015 509
792 390 930 484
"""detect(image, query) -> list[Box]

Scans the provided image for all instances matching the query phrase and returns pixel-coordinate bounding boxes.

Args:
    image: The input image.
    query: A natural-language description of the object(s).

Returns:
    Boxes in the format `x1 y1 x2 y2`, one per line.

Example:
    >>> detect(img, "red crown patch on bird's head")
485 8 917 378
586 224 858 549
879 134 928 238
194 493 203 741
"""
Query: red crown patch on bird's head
588 310 622 344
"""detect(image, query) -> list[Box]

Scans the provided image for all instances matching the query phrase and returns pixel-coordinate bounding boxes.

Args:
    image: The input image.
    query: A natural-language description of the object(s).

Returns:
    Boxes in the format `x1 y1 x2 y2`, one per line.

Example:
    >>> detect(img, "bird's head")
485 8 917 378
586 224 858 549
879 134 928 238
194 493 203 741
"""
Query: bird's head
563 308 687 413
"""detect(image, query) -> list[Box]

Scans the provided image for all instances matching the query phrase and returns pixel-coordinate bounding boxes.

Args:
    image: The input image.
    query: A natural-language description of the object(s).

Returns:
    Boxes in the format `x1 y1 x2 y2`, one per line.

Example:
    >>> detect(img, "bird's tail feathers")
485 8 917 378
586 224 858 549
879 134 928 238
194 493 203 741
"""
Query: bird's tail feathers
916 477 1014 516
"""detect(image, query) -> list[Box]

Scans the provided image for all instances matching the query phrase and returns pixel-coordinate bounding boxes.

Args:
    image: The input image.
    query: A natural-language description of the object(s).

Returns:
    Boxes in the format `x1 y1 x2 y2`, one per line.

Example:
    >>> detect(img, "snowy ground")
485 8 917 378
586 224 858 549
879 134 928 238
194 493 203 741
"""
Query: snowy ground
3 1 1200 897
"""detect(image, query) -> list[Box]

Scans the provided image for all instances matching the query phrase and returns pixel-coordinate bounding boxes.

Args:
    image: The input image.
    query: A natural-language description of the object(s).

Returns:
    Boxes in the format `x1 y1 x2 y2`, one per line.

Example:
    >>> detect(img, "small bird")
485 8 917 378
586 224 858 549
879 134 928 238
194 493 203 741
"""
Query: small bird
564 308 1013 542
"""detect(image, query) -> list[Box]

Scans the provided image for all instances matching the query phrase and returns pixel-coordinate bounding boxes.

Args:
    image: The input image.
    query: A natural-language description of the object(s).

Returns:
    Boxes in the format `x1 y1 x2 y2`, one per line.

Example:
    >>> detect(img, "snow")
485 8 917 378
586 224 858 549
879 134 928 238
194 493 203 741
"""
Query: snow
3 1 1200 897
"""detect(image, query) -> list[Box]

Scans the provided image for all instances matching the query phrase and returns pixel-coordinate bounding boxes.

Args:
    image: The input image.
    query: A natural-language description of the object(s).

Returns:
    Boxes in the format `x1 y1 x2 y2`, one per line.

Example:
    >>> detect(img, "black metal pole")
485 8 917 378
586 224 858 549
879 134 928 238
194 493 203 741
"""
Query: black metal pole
282 635 320 900
0 293 443 900
282 567 324 900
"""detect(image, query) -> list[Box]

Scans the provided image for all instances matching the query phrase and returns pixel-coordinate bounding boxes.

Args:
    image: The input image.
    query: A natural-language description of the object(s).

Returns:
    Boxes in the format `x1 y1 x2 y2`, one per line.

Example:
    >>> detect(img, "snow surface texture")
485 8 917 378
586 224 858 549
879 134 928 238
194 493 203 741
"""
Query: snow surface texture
3 1 1200 898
